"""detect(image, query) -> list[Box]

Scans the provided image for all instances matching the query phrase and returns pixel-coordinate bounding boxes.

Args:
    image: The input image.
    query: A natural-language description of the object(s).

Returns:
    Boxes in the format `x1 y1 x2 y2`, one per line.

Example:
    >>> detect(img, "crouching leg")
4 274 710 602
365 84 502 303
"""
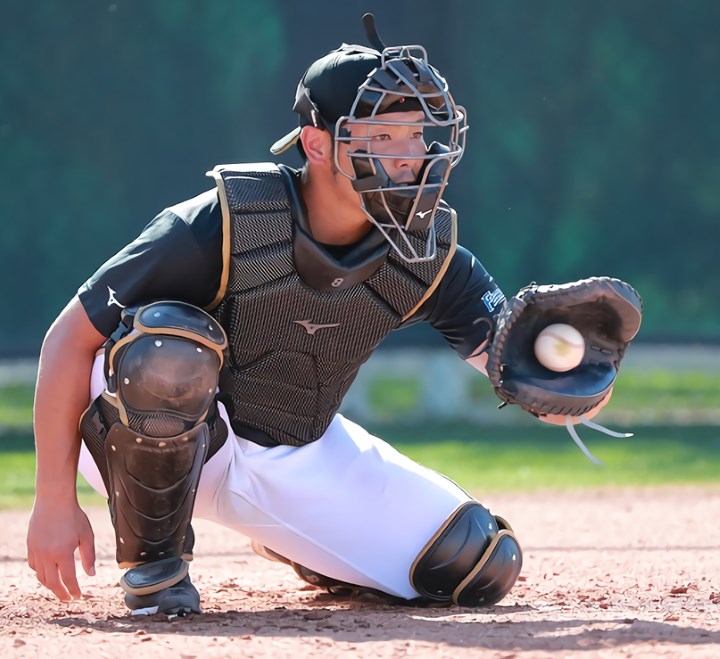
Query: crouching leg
80 301 228 610
252 500 521 608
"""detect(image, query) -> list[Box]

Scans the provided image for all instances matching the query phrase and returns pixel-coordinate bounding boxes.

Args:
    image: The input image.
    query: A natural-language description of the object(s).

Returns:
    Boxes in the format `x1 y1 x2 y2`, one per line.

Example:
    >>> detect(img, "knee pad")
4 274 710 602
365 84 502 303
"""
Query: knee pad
92 301 228 568
410 501 522 607
107 300 228 434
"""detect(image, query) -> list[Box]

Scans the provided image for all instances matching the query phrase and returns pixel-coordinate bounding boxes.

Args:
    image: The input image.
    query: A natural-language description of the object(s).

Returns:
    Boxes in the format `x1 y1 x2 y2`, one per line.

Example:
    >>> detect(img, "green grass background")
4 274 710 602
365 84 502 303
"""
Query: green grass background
2 366 719 510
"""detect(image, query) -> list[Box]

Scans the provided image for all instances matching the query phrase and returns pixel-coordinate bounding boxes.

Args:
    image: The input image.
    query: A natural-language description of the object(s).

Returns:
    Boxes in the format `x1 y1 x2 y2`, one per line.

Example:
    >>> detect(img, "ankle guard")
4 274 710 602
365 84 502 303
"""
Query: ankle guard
120 556 189 596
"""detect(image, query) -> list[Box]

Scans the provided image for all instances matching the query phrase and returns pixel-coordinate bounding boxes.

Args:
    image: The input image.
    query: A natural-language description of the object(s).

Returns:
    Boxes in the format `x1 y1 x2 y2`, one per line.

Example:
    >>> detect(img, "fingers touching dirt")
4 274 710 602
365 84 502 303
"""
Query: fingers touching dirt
26 504 96 601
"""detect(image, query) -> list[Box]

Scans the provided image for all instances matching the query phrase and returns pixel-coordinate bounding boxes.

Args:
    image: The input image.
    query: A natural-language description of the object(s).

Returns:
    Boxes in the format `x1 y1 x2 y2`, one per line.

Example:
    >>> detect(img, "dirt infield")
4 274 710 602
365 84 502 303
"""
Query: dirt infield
2 487 719 658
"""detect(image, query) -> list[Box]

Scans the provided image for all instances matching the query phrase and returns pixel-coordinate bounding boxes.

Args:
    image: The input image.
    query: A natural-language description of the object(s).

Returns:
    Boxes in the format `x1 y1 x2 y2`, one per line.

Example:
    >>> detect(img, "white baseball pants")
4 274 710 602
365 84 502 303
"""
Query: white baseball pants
78 355 473 599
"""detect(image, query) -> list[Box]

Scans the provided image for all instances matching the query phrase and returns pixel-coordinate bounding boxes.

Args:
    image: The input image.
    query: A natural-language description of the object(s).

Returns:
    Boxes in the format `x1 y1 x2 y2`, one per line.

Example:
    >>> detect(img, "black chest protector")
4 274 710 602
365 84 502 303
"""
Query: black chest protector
205 163 456 446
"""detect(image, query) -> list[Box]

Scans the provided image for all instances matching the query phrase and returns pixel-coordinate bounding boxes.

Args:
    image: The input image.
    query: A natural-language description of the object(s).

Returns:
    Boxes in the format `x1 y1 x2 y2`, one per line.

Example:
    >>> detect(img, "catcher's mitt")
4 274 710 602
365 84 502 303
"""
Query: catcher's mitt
486 277 642 419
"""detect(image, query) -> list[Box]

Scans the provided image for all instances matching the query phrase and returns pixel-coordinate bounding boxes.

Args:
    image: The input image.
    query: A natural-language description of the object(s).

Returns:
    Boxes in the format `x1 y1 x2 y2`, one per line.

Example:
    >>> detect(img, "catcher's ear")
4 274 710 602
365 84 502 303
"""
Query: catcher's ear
300 126 331 165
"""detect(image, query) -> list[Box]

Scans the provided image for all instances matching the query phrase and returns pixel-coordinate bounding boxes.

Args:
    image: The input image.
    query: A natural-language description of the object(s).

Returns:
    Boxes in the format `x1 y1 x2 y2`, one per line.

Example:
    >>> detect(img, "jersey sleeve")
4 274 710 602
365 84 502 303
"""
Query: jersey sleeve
406 245 506 359
78 189 223 337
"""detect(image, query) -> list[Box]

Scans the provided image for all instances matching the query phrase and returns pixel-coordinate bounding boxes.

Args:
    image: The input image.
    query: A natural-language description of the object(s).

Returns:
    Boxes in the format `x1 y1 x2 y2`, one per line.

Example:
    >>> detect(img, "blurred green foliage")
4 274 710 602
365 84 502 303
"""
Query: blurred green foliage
361 366 720 424
0 384 34 428
611 369 720 411
1 1 719 356
0 436 104 509
3 360 718 509
383 424 720 492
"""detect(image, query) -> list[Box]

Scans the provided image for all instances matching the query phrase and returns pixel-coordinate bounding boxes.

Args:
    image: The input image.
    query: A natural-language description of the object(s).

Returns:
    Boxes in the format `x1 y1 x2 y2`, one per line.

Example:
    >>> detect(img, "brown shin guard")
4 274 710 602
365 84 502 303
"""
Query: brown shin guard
104 422 209 567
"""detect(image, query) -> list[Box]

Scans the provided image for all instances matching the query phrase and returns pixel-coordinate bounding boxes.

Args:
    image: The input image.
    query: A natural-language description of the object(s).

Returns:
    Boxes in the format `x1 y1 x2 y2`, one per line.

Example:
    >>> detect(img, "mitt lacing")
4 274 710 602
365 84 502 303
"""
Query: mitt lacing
565 417 633 465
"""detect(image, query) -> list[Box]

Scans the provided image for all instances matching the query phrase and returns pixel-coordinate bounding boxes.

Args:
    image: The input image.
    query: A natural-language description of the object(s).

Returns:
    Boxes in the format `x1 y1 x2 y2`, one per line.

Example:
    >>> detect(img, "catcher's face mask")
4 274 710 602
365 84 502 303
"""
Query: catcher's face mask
270 14 467 264
333 46 467 263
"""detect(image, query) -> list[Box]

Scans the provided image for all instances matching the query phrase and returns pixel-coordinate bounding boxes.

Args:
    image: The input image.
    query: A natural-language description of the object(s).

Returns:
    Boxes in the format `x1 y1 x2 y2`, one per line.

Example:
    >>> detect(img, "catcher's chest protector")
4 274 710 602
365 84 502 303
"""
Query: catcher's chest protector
206 163 456 446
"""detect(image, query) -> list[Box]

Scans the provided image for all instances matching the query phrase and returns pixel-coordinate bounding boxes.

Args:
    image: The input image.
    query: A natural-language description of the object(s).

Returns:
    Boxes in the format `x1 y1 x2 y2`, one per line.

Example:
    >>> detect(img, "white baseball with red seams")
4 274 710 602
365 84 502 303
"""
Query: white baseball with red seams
534 323 586 372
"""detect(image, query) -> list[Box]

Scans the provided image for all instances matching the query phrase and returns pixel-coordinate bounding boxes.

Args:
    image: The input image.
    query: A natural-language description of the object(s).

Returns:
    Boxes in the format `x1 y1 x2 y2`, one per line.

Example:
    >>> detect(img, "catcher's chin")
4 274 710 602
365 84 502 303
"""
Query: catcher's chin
538 387 613 426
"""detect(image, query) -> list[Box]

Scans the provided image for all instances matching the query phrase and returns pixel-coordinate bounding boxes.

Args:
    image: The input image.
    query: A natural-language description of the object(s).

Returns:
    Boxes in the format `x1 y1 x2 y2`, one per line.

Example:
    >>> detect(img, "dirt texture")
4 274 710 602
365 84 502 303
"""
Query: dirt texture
2 487 719 658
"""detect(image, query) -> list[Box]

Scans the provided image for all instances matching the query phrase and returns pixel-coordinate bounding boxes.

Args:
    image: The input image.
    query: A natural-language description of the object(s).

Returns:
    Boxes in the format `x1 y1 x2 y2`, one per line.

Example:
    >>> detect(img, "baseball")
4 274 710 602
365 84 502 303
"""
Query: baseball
534 323 585 372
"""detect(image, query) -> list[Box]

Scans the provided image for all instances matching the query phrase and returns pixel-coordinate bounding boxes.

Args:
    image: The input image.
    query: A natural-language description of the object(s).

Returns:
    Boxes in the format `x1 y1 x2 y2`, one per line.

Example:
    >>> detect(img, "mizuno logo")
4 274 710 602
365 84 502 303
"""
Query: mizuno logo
107 286 126 309
294 319 341 335
415 209 433 219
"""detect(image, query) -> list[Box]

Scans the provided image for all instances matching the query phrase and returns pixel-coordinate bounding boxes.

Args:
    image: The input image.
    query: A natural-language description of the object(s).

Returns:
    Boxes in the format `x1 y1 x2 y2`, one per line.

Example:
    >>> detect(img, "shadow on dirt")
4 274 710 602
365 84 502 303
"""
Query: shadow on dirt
50 599 720 653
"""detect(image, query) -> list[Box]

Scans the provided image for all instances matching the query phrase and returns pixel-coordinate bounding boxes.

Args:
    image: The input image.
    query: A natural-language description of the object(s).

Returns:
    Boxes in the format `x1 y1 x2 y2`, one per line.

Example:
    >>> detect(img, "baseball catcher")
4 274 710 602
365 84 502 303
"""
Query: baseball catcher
28 12 639 617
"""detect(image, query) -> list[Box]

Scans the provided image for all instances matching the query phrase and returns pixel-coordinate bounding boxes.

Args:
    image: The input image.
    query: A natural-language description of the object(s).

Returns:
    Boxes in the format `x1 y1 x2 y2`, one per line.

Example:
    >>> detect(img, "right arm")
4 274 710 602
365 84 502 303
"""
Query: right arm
26 296 105 601
404 245 505 367
27 190 223 601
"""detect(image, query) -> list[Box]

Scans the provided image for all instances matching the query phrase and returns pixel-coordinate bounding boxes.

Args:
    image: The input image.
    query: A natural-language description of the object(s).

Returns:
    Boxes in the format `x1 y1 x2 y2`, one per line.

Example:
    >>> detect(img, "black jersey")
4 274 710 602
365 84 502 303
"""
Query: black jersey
79 178 505 360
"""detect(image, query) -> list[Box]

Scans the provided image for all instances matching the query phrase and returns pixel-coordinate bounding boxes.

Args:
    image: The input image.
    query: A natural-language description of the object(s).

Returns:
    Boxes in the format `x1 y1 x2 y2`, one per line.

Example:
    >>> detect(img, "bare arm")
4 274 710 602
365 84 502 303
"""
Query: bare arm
33 296 105 502
465 341 490 376
27 296 106 601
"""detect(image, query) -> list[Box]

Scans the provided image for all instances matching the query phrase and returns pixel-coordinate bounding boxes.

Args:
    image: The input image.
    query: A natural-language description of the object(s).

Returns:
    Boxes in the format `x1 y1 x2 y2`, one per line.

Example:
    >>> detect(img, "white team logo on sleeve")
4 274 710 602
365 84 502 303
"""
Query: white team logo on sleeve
107 286 126 309
481 289 505 312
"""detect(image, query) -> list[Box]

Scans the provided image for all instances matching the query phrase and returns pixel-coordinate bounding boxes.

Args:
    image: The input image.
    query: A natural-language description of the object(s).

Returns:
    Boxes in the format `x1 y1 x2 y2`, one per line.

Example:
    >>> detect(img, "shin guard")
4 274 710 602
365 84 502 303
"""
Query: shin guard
105 421 209 567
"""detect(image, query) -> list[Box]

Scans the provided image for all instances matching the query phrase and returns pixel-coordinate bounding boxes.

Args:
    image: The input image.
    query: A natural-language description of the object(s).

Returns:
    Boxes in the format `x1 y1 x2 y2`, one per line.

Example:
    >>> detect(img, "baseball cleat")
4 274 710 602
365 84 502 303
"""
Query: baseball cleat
123 575 201 616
